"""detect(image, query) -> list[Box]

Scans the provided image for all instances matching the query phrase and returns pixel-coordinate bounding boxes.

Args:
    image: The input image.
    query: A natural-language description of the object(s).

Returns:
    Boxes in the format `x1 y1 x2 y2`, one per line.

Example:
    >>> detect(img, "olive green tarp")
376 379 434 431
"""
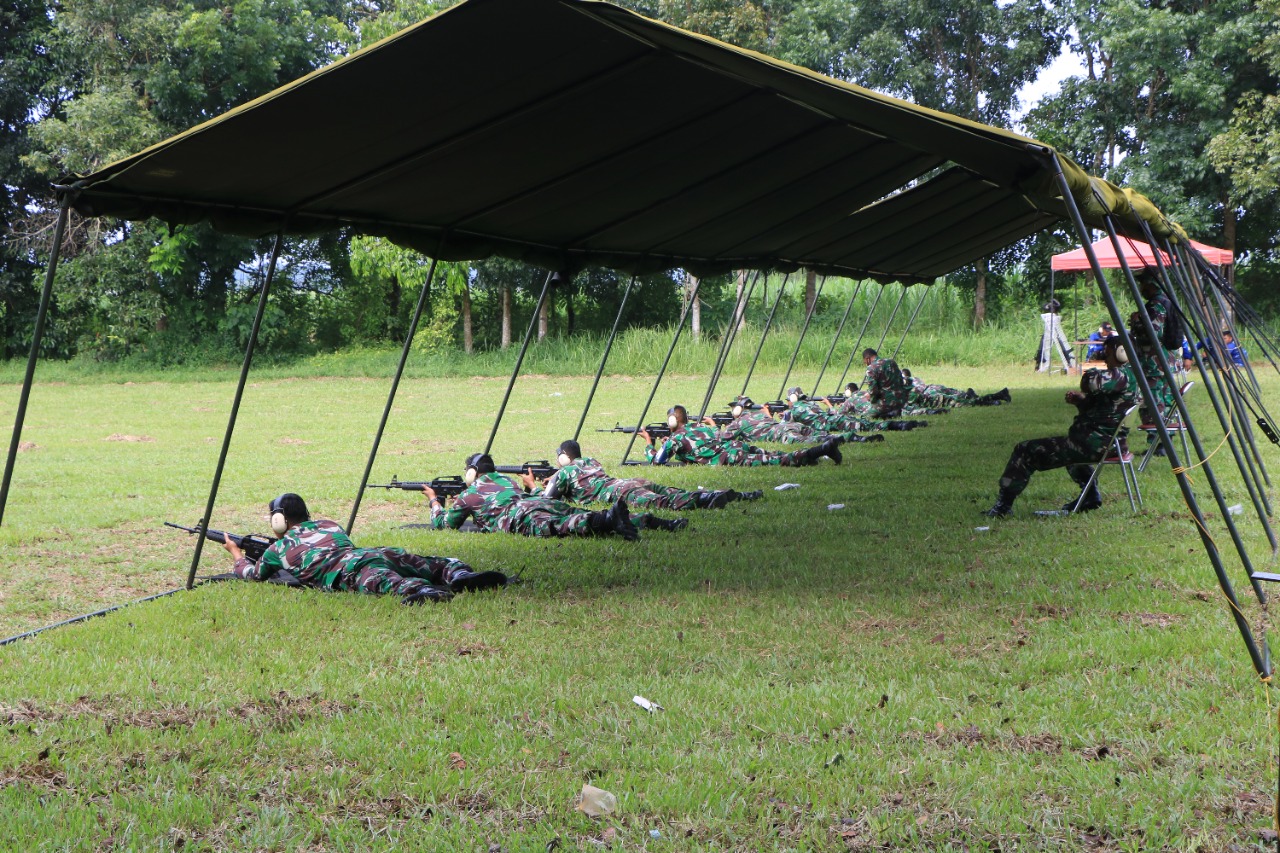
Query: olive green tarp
60 0 1182 283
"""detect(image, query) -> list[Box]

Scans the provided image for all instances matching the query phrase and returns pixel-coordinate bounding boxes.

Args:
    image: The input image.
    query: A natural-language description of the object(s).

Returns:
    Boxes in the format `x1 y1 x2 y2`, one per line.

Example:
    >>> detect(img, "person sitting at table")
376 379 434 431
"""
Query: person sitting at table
1085 321 1116 361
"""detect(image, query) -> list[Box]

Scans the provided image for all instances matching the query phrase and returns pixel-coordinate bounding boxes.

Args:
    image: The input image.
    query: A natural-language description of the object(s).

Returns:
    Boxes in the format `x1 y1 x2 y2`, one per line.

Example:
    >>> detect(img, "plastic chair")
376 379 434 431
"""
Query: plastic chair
1137 381 1194 473
1071 404 1143 513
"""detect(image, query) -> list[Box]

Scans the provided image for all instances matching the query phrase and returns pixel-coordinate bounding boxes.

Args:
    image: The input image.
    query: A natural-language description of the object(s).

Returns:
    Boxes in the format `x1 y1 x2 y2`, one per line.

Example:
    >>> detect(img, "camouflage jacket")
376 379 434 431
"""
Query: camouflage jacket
430 472 527 531
1068 366 1136 446
646 423 724 464
233 519 353 586
863 357 910 411
543 457 615 503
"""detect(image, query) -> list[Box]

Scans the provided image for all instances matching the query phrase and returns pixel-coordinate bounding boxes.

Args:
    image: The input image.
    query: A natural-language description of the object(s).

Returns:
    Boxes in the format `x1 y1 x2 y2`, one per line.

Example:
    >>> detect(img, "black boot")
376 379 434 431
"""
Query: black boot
823 438 843 464
447 569 508 593
983 499 1014 518
401 585 454 605
843 433 884 443
997 388 1011 403
608 498 640 541
975 394 1004 406
735 490 764 502
1064 483 1102 512
695 490 735 509
642 515 689 532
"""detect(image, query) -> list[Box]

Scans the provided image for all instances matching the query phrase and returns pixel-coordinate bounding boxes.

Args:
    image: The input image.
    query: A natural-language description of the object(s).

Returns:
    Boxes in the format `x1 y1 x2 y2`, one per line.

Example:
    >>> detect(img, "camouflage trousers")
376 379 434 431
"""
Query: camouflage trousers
319 549 470 598
1137 353 1177 425
998 434 1107 501
492 497 598 537
601 479 700 510
751 423 818 444
846 398 903 419
700 446 807 466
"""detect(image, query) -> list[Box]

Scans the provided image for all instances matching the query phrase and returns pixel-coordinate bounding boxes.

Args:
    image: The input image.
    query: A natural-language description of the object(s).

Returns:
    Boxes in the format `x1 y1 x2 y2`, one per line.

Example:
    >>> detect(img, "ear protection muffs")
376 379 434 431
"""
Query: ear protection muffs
269 495 290 536
463 452 494 485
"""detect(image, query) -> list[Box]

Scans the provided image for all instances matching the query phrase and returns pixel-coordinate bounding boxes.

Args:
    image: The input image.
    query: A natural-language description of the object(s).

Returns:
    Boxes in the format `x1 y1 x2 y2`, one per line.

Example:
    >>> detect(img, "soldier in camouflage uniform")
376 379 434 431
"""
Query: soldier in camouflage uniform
1129 270 1177 425
225 493 503 604
786 386 926 433
542 440 761 510
901 369 1011 409
424 453 653 539
984 336 1136 517
642 405 842 466
721 396 883 445
857 348 911 417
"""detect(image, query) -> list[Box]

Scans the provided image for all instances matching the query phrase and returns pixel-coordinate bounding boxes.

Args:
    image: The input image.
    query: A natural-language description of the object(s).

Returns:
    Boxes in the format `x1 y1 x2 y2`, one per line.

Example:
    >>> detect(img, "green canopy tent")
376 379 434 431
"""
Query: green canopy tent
4 0 1268 676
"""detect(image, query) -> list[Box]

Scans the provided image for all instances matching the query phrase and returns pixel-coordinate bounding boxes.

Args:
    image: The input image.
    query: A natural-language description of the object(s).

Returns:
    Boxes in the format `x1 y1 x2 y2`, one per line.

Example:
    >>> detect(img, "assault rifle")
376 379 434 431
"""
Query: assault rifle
495 460 556 479
165 521 276 562
366 475 467 497
599 422 673 438
727 400 789 413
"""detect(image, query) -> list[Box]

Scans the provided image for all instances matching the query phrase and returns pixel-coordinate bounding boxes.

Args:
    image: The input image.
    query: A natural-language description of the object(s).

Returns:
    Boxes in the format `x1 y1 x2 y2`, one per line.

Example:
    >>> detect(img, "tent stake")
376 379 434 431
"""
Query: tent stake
739 272 790 397
812 281 862 394
186 226 287 590
574 272 639 441
347 255 442 533
621 275 702 464
775 274 826 399
0 199 69 528
484 270 559 456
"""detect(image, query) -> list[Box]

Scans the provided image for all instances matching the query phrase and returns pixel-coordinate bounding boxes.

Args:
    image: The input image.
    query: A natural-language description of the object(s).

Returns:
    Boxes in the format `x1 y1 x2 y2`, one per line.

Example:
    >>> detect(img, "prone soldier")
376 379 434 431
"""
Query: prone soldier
641 405 842 466
224 493 504 604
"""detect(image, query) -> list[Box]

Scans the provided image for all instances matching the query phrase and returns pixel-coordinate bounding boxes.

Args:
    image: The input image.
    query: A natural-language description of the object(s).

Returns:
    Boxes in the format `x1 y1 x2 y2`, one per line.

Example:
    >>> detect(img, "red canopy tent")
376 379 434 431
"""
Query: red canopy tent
1051 237 1233 271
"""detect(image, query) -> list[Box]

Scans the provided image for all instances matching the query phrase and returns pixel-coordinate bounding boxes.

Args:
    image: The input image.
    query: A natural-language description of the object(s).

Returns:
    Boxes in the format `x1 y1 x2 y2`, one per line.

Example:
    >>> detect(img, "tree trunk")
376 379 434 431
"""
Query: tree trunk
387 273 402 340
565 289 575 336
537 287 550 341
501 283 512 349
1222 192 1237 286
804 268 817 314
686 271 700 339
973 257 988 329
461 282 473 354
735 270 748 331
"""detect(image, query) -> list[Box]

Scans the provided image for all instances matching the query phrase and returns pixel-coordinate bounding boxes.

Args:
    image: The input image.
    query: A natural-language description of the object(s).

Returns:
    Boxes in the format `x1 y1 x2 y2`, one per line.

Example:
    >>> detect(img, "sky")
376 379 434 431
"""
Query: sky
1013 46 1086 130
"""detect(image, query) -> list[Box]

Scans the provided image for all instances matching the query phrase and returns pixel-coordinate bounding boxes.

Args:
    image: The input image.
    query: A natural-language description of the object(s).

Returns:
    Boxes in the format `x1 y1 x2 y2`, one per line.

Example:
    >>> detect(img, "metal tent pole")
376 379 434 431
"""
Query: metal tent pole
776 274 827 398
1152 233 1276 537
1102 221 1270 599
812 281 862 394
574 272 638 442
836 285 885 390
1051 158 1266 677
186 226 288 590
891 285 930 361
621 274 702 465
875 287 908 352
739 272 790 397
1055 205 1268 675
347 255 441 534
698 269 761 417
0 199 69 528
483 270 559 456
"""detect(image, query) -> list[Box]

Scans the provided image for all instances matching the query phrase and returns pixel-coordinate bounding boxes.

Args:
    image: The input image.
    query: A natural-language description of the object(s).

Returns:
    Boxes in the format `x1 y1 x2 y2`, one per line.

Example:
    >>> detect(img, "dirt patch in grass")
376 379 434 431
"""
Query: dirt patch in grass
904 724 1064 755
17 441 37 452
102 434 154 442
1116 612 1180 629
1 691 359 732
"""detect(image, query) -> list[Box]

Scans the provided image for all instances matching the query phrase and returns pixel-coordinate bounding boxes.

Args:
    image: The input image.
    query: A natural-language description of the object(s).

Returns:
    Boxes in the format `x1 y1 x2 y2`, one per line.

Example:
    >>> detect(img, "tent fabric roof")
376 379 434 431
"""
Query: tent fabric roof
60 0 1181 284
1051 237 1234 272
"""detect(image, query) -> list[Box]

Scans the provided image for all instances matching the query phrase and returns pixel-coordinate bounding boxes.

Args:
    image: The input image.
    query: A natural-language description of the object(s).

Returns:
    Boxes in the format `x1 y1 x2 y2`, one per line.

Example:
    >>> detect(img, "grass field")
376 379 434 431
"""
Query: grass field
1 364 1277 851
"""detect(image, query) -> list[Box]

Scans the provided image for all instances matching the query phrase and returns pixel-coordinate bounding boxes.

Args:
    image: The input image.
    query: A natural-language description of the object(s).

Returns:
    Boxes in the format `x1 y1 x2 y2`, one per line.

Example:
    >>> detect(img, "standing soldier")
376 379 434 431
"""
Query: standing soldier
224 493 504 605
543 440 761 509
984 336 1136 517
641 405 842 466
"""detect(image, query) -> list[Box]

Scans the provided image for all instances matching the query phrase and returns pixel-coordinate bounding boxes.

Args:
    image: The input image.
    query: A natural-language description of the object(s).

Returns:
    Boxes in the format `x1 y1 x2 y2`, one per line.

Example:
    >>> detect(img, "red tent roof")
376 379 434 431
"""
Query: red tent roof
1051 237 1233 272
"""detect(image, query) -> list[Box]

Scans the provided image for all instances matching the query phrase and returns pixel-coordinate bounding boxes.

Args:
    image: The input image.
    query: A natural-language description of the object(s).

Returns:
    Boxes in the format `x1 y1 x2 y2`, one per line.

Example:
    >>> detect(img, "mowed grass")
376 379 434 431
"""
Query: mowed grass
0 365 1276 851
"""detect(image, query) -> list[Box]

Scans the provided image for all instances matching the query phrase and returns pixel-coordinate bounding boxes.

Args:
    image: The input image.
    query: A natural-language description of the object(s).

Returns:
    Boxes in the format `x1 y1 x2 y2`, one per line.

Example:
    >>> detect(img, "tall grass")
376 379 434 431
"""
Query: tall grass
1 283 1120 384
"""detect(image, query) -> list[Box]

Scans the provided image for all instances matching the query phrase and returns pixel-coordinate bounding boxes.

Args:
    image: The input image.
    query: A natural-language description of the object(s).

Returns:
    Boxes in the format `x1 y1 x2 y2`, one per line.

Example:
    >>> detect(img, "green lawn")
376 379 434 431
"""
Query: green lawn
0 366 1276 850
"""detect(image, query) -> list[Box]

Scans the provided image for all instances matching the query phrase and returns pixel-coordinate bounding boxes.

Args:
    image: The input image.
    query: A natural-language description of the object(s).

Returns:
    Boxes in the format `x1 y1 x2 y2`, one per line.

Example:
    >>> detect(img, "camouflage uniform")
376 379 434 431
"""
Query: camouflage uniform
1132 292 1176 424
789 398 908 434
233 519 468 599
721 409 819 444
994 366 1136 504
907 376 978 409
430 472 610 536
543 456 711 510
862 356 911 417
645 423 814 466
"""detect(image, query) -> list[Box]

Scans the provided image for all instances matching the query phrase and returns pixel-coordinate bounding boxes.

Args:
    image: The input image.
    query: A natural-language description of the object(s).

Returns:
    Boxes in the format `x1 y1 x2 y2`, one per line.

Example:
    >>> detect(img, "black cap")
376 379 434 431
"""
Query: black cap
1101 322 1112 330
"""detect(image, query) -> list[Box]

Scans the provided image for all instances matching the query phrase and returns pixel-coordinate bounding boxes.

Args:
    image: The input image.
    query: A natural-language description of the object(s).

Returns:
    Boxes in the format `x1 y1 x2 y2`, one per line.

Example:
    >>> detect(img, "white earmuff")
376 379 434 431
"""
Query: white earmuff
557 452 572 468
464 467 477 485
667 414 679 429
270 512 289 536
731 405 743 417
788 393 799 404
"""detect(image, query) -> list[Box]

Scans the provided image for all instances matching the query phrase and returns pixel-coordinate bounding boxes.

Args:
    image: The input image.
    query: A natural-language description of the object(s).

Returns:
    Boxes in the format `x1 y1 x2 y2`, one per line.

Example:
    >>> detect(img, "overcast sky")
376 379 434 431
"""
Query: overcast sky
1013 47 1085 131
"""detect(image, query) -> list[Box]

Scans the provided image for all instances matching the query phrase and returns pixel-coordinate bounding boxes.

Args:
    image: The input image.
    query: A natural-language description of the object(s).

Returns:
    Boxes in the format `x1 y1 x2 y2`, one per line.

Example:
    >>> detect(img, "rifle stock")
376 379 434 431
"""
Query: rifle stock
366 475 467 496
